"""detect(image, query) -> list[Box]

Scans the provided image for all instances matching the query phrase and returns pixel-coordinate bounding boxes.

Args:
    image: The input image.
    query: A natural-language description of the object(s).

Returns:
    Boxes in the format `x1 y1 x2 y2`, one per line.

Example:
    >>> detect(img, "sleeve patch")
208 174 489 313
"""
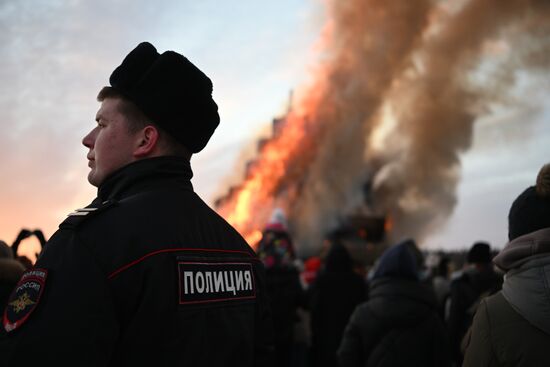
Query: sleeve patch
178 261 256 306
3 268 48 332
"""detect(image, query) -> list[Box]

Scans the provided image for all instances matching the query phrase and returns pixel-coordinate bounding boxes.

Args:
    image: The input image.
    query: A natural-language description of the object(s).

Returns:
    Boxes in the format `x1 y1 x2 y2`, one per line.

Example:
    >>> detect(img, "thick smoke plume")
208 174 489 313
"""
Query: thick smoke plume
217 0 550 254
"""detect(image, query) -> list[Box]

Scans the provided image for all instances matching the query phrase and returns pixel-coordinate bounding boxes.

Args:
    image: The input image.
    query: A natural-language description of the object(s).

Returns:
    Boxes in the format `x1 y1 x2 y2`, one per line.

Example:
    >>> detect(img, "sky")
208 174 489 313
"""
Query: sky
0 0 549 260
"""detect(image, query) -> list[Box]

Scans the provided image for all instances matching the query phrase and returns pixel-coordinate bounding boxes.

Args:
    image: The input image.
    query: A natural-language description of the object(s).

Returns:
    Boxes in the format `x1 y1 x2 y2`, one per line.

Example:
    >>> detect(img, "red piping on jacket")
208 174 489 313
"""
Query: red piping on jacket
107 248 255 280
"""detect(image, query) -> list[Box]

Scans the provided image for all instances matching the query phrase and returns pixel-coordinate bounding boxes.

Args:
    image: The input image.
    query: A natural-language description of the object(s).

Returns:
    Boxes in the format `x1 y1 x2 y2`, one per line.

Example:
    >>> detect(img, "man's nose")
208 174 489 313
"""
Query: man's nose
82 128 96 149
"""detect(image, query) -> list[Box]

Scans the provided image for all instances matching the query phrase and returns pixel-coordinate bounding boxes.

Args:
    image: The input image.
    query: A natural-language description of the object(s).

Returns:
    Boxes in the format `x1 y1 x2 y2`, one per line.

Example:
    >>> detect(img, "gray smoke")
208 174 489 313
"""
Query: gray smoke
217 0 550 254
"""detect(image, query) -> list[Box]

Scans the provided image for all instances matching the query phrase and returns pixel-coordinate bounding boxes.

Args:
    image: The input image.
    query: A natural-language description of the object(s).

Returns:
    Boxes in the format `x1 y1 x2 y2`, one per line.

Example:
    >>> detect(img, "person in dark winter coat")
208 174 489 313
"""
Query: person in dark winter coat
337 239 451 367
0 42 274 366
463 163 550 367
256 209 304 367
447 241 502 366
308 240 367 367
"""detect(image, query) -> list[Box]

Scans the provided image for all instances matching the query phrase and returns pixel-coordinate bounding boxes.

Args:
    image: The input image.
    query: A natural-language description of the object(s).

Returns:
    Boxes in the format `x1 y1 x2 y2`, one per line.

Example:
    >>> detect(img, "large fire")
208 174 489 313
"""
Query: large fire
216 0 550 251
218 108 320 247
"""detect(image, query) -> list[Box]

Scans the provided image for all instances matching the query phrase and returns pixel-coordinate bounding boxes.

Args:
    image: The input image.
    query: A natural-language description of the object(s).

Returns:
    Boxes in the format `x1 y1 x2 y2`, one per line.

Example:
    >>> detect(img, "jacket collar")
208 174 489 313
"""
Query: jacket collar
496 227 550 336
493 227 550 272
97 156 193 201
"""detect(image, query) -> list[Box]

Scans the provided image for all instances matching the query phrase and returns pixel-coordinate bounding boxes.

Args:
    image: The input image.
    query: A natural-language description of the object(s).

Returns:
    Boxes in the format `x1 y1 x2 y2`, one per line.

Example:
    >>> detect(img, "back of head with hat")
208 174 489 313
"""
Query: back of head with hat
264 208 289 232
508 163 550 240
373 239 419 280
108 42 220 153
467 241 492 264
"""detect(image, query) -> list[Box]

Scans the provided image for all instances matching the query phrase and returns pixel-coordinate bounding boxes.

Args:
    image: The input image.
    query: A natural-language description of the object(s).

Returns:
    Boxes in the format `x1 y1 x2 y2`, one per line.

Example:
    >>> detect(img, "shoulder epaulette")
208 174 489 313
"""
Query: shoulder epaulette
59 199 117 229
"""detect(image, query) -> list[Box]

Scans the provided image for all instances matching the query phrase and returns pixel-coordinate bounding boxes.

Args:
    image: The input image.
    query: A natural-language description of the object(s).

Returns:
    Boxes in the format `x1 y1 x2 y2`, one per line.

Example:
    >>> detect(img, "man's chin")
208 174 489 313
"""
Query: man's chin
87 171 101 187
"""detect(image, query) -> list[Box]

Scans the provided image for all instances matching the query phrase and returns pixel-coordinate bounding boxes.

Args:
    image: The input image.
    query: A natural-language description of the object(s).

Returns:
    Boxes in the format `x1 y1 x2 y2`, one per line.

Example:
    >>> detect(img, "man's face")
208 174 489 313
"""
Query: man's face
82 98 140 187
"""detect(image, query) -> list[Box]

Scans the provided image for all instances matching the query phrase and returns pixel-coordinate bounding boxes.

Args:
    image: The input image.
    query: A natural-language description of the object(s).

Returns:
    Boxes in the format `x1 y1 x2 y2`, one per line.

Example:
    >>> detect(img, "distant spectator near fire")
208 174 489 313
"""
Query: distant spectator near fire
447 241 502 366
308 236 367 367
257 209 304 367
432 256 451 319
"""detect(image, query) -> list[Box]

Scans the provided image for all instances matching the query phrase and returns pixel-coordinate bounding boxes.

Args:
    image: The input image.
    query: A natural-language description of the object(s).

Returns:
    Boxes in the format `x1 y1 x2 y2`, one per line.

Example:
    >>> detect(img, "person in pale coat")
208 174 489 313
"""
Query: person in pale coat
463 163 550 366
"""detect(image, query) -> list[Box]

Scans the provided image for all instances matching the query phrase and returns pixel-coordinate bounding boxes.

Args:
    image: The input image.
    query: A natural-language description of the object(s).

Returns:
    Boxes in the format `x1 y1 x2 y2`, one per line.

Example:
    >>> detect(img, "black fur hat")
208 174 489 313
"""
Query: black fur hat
508 164 550 240
109 42 220 153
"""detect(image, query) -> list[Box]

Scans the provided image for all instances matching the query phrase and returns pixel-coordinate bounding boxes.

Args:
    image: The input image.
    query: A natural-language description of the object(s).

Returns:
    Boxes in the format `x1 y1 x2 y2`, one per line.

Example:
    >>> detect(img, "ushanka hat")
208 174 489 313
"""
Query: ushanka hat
108 42 220 153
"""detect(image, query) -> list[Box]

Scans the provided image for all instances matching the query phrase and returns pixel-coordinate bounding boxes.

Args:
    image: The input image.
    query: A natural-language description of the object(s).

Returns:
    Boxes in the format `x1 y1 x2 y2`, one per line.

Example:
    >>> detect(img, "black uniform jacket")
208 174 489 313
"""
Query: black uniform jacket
1 157 274 366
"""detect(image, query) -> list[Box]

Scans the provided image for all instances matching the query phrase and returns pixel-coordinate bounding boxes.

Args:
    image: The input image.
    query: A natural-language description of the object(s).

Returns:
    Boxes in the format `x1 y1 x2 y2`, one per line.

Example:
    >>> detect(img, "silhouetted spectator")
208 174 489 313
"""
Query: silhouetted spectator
447 241 502 366
10 229 32 258
11 228 47 263
295 255 321 367
308 240 367 367
257 209 304 367
463 163 550 366
0 241 25 310
337 239 450 367
433 256 451 319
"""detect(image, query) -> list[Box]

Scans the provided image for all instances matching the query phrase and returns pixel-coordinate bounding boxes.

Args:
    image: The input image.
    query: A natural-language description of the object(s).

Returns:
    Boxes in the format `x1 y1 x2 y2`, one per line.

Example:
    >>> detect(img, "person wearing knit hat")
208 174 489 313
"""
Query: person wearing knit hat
507 164 550 241
256 210 303 367
463 164 550 366
0 42 274 366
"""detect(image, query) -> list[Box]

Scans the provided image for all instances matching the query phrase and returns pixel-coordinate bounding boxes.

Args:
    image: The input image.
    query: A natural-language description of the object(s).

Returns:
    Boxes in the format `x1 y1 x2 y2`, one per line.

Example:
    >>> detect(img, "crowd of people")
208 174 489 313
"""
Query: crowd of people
248 163 550 367
2 161 549 367
0 39 548 366
252 224 492 366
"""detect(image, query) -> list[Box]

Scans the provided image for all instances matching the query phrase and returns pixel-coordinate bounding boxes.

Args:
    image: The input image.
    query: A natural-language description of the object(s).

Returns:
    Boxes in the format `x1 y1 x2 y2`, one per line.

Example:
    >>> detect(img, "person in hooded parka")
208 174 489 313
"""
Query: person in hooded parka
337 239 451 367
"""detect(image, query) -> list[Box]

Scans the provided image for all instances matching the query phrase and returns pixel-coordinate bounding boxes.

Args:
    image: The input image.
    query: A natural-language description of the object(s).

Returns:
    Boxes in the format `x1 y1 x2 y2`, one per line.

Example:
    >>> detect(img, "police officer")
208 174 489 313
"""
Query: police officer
0 42 274 366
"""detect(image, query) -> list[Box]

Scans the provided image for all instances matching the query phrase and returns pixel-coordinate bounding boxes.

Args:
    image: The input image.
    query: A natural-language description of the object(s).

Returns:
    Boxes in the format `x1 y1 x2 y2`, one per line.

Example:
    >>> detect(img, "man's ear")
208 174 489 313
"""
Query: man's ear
134 125 160 158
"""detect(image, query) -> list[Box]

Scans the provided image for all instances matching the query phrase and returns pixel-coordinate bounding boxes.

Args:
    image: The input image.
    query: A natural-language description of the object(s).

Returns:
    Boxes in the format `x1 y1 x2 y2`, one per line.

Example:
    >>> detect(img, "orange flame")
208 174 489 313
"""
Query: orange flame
219 111 310 241
215 8 335 247
245 230 263 250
